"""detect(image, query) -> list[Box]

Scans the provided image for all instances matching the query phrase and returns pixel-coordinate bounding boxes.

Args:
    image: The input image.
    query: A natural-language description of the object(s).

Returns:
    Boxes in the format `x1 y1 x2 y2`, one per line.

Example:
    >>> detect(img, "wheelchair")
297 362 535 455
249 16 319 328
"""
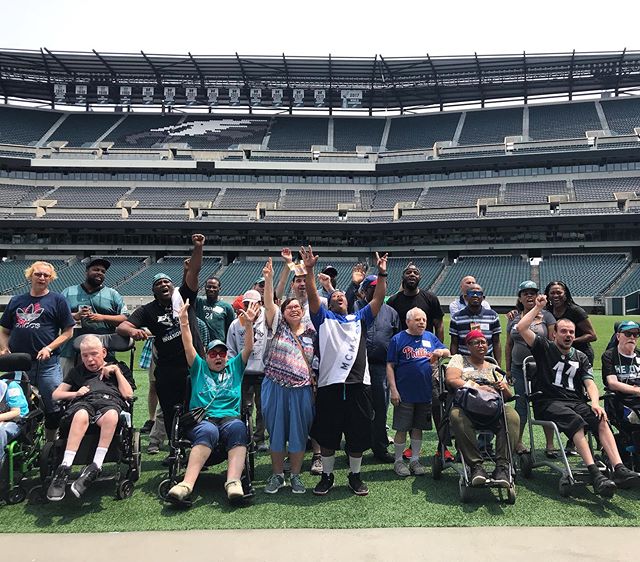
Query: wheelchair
0 353 45 505
431 357 517 504
33 333 141 501
518 356 608 498
603 393 640 472
157 391 256 507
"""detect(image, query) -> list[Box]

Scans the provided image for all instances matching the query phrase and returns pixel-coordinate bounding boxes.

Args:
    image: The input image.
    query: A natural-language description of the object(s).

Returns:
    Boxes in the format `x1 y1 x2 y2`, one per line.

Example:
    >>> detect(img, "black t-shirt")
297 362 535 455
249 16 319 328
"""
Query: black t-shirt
602 347 640 388
387 289 444 332
530 335 594 403
552 303 593 359
63 363 125 404
128 285 201 367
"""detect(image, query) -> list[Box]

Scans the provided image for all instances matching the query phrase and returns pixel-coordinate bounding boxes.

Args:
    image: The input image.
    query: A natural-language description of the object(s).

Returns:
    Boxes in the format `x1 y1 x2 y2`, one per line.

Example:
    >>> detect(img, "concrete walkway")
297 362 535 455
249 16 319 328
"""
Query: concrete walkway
4 527 638 561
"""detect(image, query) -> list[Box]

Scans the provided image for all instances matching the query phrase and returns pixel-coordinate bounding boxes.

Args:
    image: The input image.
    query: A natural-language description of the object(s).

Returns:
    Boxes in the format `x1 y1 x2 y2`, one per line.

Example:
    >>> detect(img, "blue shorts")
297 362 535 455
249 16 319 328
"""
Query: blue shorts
187 418 248 451
261 376 314 453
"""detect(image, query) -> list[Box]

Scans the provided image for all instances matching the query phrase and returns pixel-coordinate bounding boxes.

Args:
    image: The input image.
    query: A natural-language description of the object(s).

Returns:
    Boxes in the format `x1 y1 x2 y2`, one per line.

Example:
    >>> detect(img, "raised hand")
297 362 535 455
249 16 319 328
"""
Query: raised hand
535 294 547 309
352 263 367 285
299 245 319 269
179 299 190 324
240 301 261 325
263 257 273 280
375 252 388 275
191 233 206 247
280 248 293 263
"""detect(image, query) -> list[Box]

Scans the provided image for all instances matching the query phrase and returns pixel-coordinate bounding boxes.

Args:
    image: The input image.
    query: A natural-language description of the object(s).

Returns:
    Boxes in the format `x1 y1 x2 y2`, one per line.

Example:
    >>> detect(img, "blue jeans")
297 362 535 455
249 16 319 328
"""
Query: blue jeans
369 362 390 456
0 421 21 464
29 357 62 415
188 418 248 451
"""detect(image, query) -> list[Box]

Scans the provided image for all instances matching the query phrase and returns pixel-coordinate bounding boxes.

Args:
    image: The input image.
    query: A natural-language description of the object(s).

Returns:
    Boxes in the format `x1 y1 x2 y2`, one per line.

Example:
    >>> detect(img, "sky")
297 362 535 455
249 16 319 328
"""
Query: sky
1 0 636 57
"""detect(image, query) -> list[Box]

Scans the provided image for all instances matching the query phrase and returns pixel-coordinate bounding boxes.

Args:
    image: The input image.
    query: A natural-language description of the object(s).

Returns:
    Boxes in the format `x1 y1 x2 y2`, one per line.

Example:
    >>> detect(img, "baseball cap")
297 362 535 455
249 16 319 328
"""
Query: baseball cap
518 280 539 294
617 320 640 333
87 257 111 270
359 275 378 292
465 329 487 344
152 273 172 287
254 276 265 285
242 289 261 303
232 295 245 312
321 265 338 278
206 339 228 353
403 263 421 274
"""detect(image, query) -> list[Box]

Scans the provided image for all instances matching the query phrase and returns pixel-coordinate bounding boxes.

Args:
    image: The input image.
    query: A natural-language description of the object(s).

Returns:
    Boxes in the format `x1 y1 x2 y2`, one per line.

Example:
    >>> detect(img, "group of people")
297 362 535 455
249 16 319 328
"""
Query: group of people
1 235 639 507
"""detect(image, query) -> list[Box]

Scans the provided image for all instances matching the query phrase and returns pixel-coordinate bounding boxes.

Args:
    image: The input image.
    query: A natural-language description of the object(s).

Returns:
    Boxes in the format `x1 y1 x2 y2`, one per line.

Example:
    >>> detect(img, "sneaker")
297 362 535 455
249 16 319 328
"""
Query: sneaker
435 449 455 463
470 464 489 487
592 472 616 498
225 479 244 501
71 462 101 498
264 473 286 494
147 443 160 455
409 459 426 476
491 465 511 488
256 442 269 453
347 472 369 496
47 465 71 502
140 419 155 434
565 439 578 456
373 451 395 464
290 473 306 494
310 454 323 476
394 460 411 477
313 472 334 496
167 481 193 502
612 465 640 489
402 447 412 460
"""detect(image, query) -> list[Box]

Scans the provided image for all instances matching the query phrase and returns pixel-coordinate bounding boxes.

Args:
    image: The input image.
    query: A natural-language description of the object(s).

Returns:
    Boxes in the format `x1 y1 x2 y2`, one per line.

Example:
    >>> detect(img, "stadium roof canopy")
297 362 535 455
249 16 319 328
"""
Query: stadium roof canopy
0 48 639 112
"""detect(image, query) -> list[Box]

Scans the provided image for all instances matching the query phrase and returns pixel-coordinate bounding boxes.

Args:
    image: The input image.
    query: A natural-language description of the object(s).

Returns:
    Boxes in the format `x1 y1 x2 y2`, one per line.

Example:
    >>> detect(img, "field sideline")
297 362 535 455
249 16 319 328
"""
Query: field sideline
2 314 639 532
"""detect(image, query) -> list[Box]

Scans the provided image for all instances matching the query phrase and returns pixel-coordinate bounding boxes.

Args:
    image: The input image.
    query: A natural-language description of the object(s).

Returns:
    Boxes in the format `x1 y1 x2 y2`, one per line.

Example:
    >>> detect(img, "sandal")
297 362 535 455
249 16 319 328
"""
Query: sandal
545 449 560 459
515 444 530 455
167 482 193 504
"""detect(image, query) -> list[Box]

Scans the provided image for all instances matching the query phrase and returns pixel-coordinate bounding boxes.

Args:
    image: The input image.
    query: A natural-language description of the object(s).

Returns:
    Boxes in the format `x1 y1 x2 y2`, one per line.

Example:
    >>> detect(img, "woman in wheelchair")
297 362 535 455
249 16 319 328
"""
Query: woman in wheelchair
46 335 134 501
166 299 259 506
445 330 520 487
0 377 29 468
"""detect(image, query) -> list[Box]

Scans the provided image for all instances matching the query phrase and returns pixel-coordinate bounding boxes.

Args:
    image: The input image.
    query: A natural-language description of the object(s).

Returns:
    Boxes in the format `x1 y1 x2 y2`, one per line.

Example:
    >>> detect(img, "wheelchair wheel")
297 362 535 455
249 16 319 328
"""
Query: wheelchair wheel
432 453 443 480
558 475 572 498
158 478 173 500
506 485 516 505
27 484 47 505
458 475 472 503
6 485 27 505
116 479 134 500
127 430 141 482
39 441 56 482
519 452 533 479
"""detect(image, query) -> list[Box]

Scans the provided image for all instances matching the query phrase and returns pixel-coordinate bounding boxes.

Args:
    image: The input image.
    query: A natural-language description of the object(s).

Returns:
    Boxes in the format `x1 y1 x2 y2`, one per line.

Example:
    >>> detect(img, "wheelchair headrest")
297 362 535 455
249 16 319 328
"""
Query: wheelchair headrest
73 333 135 353
0 353 32 373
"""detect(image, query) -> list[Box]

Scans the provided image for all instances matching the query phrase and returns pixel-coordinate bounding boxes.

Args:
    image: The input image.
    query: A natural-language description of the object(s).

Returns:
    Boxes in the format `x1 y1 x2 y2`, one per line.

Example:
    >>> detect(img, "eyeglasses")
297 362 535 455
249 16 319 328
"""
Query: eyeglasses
468 339 488 347
33 272 52 278
621 331 640 338
466 290 484 297
207 350 227 358
285 304 302 311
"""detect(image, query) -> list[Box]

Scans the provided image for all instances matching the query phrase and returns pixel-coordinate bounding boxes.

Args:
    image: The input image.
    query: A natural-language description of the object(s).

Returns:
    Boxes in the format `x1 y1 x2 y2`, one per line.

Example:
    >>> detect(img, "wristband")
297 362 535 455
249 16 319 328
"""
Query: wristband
45 346 53 354
377 272 388 277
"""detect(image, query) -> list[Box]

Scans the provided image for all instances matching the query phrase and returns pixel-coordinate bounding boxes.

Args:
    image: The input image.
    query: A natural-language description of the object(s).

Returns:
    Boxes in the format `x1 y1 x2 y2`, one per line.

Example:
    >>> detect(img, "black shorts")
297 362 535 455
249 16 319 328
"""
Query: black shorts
311 382 372 454
534 399 601 439
62 394 124 428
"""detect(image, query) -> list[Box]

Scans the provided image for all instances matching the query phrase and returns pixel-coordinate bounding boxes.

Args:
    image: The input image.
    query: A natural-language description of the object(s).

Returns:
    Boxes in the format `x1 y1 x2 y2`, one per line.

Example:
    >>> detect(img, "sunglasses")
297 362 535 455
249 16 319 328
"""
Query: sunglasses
621 331 640 338
207 349 227 358
468 339 488 346
466 290 484 297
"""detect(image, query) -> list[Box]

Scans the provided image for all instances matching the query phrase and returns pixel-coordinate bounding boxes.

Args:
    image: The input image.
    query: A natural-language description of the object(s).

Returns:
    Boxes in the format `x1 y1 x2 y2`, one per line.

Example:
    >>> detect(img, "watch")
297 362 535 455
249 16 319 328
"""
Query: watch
45 346 53 354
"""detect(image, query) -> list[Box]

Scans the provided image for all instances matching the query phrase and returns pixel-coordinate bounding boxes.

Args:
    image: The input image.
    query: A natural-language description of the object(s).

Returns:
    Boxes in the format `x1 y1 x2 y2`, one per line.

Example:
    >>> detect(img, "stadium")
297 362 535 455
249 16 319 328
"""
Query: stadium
2 44 640 553
0 48 639 314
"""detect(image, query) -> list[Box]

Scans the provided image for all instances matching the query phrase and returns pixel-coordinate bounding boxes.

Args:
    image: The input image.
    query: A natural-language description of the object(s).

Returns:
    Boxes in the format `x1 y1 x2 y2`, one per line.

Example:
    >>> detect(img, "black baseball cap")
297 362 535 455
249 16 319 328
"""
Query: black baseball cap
87 258 111 270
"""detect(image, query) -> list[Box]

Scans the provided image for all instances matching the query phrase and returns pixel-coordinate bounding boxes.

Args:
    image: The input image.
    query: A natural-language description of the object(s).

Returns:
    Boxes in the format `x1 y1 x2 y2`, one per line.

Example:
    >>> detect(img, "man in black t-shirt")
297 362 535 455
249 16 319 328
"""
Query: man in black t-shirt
47 335 134 501
518 295 640 495
117 234 205 434
387 264 444 340
601 320 640 424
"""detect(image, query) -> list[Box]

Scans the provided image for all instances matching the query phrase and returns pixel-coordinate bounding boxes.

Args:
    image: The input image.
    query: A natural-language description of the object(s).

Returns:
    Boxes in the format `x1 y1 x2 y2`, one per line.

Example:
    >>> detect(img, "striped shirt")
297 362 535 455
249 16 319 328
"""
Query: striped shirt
449 305 501 356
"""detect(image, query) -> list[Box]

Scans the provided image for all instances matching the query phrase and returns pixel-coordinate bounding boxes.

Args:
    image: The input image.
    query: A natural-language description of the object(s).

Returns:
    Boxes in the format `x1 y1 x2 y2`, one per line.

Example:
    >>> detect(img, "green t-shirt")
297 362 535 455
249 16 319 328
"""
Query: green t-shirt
189 353 244 419
195 296 235 342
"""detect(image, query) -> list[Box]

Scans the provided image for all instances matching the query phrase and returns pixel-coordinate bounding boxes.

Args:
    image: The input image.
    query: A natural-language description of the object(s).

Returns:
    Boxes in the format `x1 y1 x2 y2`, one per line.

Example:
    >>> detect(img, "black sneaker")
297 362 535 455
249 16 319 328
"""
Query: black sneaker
47 465 71 501
565 439 578 456
70 462 101 498
470 464 489 487
592 472 616 498
612 465 640 489
140 419 155 434
313 472 335 496
347 472 369 496
491 465 511 488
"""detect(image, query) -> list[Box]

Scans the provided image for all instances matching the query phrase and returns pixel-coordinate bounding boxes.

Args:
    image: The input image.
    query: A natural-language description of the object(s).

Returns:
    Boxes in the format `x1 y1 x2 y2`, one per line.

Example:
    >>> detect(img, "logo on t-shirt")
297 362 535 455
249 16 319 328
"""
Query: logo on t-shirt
15 303 45 328
402 345 432 360
156 313 174 327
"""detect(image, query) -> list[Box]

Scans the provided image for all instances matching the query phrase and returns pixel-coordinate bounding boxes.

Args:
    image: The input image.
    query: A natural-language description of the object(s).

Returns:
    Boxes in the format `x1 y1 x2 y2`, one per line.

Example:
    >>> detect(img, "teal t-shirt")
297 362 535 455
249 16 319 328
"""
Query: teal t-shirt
195 297 235 343
189 353 244 419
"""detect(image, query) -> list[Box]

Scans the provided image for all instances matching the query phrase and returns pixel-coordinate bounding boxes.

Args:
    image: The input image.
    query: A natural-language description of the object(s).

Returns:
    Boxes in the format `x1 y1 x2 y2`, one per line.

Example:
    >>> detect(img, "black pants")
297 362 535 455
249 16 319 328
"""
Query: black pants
154 364 188 437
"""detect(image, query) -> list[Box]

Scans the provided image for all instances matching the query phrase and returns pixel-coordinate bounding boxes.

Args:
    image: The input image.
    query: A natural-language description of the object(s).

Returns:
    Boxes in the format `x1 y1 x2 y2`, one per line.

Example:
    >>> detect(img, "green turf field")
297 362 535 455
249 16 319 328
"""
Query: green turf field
2 314 639 532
